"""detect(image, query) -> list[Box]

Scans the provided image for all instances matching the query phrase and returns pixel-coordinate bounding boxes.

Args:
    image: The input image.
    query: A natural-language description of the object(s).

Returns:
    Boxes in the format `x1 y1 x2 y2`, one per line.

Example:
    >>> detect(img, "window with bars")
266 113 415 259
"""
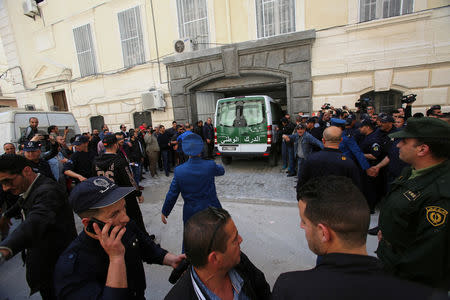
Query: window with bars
118 6 145 67
256 0 295 38
360 0 414 22
73 24 97 77
176 0 209 50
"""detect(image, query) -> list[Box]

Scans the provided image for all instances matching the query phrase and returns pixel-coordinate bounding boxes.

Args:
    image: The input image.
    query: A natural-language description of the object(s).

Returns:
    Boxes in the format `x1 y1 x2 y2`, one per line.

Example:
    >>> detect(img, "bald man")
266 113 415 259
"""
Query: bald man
296 126 362 197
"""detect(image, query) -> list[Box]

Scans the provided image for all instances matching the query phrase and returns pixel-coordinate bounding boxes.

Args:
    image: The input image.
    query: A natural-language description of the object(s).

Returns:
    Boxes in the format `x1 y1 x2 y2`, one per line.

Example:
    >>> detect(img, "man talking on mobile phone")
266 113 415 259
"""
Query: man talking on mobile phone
54 176 186 300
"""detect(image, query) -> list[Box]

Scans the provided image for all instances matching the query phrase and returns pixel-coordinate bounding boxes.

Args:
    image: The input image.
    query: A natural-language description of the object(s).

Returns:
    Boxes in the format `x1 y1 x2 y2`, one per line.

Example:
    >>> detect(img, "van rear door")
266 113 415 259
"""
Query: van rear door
216 97 267 153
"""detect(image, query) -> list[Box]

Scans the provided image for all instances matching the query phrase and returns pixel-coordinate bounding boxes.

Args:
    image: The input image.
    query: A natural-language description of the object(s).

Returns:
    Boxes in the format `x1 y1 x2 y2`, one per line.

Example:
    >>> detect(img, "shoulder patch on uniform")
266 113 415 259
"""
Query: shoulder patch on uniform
341 156 347 161
425 206 448 227
403 190 420 202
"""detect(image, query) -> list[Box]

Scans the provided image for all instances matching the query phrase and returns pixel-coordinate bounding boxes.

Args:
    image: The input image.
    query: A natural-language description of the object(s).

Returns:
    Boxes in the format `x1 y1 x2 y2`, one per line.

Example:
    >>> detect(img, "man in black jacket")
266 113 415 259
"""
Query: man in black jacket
0 154 77 300
165 207 271 300
273 176 441 300
93 135 146 233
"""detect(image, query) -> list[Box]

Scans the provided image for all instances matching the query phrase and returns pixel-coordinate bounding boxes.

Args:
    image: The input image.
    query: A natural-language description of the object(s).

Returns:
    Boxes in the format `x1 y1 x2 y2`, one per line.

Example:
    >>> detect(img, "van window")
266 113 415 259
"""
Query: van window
217 99 264 127
217 102 237 127
243 101 264 126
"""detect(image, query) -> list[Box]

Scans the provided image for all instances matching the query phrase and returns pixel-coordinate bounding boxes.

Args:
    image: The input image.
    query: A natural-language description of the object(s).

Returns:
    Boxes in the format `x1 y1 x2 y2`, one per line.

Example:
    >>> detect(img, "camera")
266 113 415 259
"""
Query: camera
321 103 331 110
355 97 372 113
401 94 416 104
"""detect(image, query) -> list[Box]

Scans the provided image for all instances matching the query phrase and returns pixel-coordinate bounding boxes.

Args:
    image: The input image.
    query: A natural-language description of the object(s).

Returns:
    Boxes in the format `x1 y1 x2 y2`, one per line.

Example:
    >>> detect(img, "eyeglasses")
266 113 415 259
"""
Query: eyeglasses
206 207 227 255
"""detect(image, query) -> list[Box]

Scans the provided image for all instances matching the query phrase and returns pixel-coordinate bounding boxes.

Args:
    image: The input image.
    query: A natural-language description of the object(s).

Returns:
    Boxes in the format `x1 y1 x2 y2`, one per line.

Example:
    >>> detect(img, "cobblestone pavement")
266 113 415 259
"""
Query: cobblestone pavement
0 157 379 300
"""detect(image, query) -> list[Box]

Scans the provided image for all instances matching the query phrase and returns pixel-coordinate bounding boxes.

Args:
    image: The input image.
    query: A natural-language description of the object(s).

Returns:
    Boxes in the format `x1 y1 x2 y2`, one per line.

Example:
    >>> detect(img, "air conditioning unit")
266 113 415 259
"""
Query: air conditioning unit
23 0 39 18
25 104 36 111
142 90 166 110
173 37 195 54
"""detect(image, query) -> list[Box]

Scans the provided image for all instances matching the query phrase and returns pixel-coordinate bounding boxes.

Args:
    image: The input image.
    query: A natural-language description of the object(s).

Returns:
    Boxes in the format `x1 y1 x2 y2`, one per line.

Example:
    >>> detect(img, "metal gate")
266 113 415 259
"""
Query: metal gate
133 111 152 129
195 92 223 122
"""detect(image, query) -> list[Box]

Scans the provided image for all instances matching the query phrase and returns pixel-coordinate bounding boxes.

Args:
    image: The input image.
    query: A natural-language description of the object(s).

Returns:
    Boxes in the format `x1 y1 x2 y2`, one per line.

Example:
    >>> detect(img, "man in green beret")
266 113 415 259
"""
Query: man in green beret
376 117 450 290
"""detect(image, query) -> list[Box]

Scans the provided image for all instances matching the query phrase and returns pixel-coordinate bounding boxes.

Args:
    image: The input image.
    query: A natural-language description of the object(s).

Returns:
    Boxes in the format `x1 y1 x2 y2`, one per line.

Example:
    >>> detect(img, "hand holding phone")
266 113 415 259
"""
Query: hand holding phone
87 218 126 259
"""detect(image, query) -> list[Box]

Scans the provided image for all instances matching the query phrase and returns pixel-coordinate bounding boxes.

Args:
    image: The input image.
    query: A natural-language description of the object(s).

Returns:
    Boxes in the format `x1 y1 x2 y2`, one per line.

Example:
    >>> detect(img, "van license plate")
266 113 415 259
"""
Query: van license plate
222 146 236 151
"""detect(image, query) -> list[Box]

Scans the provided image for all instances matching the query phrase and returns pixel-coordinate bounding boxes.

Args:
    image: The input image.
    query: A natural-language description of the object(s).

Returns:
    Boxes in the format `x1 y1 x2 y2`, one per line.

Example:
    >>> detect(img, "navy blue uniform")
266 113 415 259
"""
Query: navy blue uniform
296 148 362 196
54 221 168 300
359 130 384 211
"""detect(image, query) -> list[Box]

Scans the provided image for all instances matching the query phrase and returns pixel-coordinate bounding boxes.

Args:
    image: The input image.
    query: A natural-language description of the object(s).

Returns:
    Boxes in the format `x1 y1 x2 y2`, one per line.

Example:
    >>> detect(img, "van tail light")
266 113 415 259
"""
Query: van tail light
267 125 272 145
214 127 217 145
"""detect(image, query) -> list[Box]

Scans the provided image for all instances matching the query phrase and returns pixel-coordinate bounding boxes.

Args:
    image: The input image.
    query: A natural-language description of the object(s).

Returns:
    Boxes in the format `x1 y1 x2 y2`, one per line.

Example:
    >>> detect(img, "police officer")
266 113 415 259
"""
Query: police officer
54 176 185 299
296 126 362 194
22 140 57 180
376 117 450 290
358 119 383 213
63 135 95 184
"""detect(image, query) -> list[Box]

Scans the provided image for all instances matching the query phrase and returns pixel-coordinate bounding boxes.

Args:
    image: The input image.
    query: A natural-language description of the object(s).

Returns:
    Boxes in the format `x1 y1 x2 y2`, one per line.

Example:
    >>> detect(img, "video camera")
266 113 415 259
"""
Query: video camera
401 94 416 104
355 97 372 113
321 103 331 110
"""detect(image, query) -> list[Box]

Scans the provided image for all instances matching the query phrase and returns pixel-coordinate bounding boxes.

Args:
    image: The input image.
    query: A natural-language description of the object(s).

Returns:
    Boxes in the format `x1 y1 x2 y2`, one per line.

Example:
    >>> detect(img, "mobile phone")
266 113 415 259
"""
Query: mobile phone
65 126 68 130
86 218 114 235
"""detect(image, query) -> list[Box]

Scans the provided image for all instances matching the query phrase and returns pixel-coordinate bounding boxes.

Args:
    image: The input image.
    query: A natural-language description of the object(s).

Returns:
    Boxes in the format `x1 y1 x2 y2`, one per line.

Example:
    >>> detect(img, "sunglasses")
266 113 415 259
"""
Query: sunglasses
206 207 227 254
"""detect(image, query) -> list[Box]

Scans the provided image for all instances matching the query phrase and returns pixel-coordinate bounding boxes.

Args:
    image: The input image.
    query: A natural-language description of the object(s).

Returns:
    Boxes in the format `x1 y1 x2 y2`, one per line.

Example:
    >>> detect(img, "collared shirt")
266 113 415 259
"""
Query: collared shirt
297 135 304 158
21 173 40 200
191 266 249 300
409 161 444 180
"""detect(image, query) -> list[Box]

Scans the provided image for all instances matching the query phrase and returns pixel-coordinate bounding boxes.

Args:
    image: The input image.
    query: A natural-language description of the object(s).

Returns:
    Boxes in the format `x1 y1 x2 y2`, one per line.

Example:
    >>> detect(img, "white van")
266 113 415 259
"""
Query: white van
0 109 81 150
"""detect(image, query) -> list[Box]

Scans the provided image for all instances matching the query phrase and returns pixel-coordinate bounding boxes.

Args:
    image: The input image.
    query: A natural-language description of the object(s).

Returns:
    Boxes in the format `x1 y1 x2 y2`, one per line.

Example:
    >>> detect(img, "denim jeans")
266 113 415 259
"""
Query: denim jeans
161 150 170 175
287 145 295 174
297 157 305 178
281 140 288 168
130 163 140 186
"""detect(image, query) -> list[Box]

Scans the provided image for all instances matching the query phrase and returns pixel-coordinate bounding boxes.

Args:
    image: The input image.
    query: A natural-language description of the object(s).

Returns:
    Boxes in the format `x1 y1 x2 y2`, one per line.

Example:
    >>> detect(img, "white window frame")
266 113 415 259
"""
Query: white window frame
359 0 414 22
117 6 146 67
176 0 210 50
255 0 296 38
72 23 97 77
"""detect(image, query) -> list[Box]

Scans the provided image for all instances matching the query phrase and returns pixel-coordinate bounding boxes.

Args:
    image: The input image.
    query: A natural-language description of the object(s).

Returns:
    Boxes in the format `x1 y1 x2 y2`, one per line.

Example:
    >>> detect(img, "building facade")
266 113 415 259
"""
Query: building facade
0 0 448 132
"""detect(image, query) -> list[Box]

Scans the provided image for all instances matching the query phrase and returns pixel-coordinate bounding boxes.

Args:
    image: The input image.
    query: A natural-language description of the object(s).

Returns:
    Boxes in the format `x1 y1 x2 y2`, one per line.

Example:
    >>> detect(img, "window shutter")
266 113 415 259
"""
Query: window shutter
118 6 145 67
176 0 209 50
73 24 97 77
256 0 295 38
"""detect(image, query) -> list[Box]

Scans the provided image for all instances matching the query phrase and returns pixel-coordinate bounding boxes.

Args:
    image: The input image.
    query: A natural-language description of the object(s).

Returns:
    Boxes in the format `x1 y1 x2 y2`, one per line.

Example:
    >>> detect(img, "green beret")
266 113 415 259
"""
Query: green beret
389 117 450 139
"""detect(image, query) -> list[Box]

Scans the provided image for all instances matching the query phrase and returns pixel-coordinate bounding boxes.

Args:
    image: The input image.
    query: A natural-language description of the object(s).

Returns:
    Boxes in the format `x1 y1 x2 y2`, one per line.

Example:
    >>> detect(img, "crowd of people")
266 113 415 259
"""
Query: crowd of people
0 98 448 299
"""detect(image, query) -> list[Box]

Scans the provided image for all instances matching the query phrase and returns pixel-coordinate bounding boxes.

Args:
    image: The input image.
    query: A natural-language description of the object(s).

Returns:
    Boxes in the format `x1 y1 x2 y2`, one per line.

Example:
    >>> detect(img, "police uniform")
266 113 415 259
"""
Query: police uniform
359 129 384 211
54 221 167 300
54 177 172 300
297 148 362 193
377 160 450 289
376 117 450 289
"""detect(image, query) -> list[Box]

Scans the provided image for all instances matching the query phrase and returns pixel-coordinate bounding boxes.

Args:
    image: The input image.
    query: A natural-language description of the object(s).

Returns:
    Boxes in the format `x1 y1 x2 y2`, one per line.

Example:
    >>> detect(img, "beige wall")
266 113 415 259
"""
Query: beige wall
311 6 450 113
305 0 348 30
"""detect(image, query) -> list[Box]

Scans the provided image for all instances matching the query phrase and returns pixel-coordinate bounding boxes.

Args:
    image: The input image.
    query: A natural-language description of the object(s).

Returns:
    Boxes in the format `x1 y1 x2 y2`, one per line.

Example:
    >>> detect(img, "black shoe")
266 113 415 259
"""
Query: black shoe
287 173 296 177
368 226 379 236
141 176 146 180
149 234 155 240
166 173 169 177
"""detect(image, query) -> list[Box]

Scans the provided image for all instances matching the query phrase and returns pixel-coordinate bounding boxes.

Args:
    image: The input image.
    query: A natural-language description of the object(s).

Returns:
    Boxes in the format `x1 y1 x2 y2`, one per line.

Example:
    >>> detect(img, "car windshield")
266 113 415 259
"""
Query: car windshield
217 99 264 127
